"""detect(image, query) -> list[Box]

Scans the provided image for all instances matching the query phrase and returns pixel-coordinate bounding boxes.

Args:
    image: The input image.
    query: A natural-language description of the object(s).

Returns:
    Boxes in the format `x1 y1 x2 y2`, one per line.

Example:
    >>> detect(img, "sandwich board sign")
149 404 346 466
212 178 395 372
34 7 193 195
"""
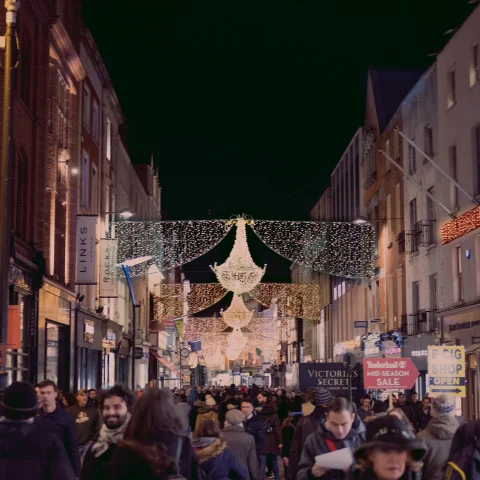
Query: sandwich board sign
427 346 466 398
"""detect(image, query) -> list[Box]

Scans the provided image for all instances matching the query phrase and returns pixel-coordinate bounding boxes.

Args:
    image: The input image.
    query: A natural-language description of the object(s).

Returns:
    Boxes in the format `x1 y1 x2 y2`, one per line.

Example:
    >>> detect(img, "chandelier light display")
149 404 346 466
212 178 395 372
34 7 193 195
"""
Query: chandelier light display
221 294 254 328
211 218 266 294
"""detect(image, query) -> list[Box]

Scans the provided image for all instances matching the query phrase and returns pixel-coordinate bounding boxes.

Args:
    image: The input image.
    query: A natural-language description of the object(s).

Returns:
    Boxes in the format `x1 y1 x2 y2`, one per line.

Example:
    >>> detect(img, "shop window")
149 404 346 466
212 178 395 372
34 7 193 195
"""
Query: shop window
453 245 463 302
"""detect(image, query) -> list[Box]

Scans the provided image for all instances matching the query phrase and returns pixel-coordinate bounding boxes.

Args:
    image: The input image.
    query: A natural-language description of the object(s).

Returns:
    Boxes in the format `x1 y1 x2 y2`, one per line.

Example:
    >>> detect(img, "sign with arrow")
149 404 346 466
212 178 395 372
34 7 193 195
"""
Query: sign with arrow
428 346 466 398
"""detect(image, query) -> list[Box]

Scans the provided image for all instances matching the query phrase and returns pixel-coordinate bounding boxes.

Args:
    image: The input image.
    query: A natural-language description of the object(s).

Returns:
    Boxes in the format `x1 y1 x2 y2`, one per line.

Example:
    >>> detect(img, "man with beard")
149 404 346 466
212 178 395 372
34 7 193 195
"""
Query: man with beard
80 385 136 480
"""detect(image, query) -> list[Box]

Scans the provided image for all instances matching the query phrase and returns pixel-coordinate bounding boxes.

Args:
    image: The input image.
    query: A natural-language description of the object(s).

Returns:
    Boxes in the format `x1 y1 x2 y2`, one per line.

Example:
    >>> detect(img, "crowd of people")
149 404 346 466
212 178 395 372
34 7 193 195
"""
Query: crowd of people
0 380 479 480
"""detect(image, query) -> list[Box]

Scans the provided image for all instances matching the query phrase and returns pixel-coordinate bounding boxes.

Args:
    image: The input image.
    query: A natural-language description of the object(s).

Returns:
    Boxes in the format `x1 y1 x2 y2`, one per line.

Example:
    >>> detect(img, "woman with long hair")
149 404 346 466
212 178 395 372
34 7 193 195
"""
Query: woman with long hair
111 388 198 480
281 395 303 478
193 419 247 480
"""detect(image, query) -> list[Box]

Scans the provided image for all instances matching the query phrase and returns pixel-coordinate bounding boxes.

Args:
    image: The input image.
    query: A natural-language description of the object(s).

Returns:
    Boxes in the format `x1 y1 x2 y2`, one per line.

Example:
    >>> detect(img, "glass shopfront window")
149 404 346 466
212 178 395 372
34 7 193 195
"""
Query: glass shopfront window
77 347 101 390
45 321 69 390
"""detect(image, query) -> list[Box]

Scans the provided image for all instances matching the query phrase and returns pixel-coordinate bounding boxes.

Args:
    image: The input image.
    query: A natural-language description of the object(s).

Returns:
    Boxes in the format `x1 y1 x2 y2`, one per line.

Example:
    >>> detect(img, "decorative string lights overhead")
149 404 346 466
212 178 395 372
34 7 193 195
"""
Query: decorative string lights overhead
440 206 480 244
211 218 266 293
221 294 254 329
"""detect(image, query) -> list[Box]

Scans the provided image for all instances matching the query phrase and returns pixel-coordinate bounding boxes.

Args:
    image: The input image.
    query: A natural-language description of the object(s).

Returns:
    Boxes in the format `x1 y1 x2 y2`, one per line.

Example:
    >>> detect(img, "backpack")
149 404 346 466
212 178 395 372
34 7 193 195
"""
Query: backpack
446 422 480 480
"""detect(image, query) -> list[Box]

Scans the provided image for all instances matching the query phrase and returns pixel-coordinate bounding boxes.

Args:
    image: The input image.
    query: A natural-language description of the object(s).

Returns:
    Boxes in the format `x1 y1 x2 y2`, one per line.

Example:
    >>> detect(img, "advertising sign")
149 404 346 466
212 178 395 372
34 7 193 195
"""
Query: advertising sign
363 358 419 390
354 321 368 328
76 215 97 285
84 319 94 343
428 346 466 397
99 239 117 298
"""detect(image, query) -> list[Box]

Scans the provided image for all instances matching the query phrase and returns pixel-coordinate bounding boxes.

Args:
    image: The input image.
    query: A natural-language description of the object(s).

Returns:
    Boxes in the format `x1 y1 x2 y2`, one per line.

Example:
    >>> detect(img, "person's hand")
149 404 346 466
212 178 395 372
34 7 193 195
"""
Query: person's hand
312 465 329 477
283 457 289 467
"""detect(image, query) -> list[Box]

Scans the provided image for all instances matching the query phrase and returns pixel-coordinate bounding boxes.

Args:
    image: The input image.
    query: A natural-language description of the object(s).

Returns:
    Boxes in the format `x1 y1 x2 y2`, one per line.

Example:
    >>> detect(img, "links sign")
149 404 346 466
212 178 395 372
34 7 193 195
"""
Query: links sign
428 346 466 398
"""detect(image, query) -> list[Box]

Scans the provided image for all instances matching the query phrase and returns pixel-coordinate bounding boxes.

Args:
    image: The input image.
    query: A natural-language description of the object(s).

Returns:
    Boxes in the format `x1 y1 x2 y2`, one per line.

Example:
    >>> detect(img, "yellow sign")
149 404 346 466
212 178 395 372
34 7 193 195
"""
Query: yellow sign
428 346 466 398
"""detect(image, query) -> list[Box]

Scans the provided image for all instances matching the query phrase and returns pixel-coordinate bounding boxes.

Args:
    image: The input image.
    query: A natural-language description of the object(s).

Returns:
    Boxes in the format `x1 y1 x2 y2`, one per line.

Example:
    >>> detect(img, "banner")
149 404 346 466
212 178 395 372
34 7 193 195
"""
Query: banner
76 215 97 285
99 239 117 298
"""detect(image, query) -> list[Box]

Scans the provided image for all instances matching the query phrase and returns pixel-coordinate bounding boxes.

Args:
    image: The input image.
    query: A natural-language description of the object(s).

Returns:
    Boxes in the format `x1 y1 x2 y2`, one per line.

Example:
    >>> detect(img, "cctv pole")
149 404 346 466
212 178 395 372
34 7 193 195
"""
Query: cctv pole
0 1 19 389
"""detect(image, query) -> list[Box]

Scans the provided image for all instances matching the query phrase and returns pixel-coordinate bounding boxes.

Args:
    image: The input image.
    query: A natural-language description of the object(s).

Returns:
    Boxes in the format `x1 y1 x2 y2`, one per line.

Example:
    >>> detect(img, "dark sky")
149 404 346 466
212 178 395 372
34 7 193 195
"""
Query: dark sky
82 1 473 287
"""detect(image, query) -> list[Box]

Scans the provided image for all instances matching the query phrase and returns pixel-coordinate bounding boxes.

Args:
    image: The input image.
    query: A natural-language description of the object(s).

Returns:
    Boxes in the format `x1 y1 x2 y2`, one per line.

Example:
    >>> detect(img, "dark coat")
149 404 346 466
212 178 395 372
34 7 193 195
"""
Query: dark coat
356 407 373 422
194 437 247 480
0 420 75 480
222 425 259 480
81 435 119 480
34 406 81 476
397 402 416 423
296 415 366 480
347 467 422 480
243 413 266 455
287 405 327 480
414 408 432 433
281 414 302 459
257 405 282 456
111 433 197 480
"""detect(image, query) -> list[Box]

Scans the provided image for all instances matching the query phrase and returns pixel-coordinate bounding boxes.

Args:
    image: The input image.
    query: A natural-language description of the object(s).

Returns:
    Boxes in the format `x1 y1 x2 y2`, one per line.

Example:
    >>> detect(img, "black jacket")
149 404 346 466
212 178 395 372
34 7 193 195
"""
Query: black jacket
348 467 422 480
256 406 282 456
81 435 119 480
0 420 75 480
243 413 266 455
397 402 416 423
281 414 302 459
34 406 81 476
414 408 432 433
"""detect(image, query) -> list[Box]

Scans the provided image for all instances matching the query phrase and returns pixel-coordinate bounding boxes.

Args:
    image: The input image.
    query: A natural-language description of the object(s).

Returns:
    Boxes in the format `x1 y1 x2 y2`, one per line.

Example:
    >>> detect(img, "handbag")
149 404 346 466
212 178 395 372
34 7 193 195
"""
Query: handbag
166 437 187 480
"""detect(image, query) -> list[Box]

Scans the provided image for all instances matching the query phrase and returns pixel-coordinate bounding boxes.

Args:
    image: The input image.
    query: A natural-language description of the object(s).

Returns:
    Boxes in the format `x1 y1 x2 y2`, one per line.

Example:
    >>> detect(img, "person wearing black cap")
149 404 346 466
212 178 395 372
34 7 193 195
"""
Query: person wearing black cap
350 415 426 480
287 387 333 480
0 381 76 480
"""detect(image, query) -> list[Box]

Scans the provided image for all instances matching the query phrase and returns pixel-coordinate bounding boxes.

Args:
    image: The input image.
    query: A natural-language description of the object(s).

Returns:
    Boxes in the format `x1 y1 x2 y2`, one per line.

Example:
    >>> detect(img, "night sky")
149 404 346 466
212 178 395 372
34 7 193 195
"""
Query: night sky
82 1 473 286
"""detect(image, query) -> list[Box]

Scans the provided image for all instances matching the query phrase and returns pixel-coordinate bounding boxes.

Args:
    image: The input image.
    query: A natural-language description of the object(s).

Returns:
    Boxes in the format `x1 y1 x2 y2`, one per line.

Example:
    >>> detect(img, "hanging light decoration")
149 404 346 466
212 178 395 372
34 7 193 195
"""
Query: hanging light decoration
206 346 224 368
221 294 254 328
211 218 266 294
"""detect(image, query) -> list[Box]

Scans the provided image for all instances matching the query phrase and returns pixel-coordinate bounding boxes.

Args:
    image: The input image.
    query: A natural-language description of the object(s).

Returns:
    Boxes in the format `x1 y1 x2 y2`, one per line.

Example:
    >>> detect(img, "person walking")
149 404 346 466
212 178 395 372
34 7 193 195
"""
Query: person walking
281 395 303 479
81 385 136 480
257 400 282 480
241 399 266 458
296 396 365 480
413 396 432 433
69 389 100 461
357 395 373 422
397 393 416 423
34 379 81 477
222 409 259 480
193 419 247 480
195 395 219 432
0 382 76 480
416 394 459 480
175 393 192 436
111 388 197 480
87 389 98 408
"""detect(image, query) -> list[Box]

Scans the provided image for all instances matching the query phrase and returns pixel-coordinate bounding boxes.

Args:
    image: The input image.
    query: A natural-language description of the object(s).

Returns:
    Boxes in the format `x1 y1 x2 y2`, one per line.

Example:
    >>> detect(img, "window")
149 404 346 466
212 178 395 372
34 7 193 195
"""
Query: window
395 183 401 238
475 126 480 196
470 44 480 87
408 139 416 174
394 129 399 159
447 68 456 108
104 184 110 233
424 125 433 157
449 144 459 210
92 100 99 144
14 150 28 237
106 118 112 160
412 281 420 312
429 274 437 310
386 194 392 245
92 164 98 213
409 198 417 231
427 187 436 221
453 246 463 302
384 139 391 173
81 150 89 209
83 85 91 130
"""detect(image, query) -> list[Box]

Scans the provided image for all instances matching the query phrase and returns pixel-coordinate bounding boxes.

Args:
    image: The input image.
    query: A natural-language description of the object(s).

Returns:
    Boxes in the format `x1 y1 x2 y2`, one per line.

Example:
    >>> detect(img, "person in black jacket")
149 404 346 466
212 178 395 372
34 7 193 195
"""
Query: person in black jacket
81 384 136 480
397 393 416 423
0 381 75 480
257 400 282 480
111 388 198 480
35 379 81 477
241 399 266 457
281 396 303 479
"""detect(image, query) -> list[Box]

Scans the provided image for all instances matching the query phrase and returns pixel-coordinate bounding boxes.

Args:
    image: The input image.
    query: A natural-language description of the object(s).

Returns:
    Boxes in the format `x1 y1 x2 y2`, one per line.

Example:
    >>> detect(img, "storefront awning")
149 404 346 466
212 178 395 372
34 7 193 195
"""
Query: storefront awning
465 343 480 355
149 349 176 372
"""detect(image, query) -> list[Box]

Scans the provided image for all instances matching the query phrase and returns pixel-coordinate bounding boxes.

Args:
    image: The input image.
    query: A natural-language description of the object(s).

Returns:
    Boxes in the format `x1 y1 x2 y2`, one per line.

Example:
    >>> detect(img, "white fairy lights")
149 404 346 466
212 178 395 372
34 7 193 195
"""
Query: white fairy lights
221 294 254 328
211 218 266 294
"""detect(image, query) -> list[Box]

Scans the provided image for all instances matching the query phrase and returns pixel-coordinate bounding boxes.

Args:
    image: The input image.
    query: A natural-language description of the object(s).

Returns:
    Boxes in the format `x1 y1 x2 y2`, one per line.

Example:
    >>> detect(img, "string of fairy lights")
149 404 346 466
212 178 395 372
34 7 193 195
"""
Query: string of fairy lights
440 205 480 244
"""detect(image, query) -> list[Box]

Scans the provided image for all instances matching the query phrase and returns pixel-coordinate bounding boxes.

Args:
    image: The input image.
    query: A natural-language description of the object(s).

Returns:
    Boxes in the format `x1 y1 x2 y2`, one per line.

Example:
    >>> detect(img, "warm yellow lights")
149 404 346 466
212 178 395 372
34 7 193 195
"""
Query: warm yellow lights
221 294 254 328
441 206 480 244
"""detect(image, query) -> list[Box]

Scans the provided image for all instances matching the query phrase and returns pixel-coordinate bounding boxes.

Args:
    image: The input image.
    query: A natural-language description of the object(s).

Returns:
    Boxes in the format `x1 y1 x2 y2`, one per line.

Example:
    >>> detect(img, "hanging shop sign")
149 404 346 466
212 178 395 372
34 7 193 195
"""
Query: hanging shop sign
428 346 466 397
102 329 117 349
76 215 97 285
84 319 94 343
354 321 368 329
134 346 144 359
363 358 419 390
99 239 117 298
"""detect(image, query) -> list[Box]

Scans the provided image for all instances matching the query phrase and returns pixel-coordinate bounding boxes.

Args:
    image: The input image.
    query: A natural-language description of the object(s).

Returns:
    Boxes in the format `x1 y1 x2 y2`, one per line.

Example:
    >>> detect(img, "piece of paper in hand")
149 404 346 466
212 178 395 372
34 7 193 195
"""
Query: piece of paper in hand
314 448 354 470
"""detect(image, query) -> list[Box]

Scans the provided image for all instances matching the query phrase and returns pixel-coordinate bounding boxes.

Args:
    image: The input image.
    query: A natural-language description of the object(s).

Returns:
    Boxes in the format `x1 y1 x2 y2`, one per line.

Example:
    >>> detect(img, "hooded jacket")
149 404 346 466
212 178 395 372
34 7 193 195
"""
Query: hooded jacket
256 404 282 456
195 405 219 432
296 414 366 480
193 437 248 480
0 420 75 480
417 414 460 480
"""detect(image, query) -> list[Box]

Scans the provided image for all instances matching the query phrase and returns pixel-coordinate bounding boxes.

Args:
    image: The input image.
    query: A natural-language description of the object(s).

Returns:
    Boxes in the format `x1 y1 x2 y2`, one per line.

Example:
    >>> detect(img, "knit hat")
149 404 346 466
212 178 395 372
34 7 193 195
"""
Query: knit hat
205 396 216 406
432 394 455 415
1 382 38 420
312 387 332 406
354 416 426 461
226 409 244 425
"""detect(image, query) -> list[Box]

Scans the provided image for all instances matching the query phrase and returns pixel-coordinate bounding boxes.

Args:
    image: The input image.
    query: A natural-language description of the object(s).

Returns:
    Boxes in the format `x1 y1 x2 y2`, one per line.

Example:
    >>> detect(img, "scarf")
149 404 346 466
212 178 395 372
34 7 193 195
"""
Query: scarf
91 413 131 458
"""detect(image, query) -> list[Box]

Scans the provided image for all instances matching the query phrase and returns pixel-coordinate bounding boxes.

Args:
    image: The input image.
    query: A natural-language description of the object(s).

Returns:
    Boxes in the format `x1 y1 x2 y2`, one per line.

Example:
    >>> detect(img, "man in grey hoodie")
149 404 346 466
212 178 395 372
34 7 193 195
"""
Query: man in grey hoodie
175 393 192 436
417 394 460 480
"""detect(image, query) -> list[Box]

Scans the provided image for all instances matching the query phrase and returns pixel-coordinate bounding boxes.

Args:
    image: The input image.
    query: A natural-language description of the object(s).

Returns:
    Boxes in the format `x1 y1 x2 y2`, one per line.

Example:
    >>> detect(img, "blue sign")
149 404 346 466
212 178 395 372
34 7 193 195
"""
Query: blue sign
121 264 136 306
354 321 368 328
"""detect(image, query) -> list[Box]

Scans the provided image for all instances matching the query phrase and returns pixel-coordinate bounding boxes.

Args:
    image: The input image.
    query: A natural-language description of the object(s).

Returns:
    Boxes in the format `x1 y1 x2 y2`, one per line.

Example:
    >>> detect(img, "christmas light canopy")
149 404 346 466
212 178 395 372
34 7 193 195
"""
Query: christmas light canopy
221 294 254 328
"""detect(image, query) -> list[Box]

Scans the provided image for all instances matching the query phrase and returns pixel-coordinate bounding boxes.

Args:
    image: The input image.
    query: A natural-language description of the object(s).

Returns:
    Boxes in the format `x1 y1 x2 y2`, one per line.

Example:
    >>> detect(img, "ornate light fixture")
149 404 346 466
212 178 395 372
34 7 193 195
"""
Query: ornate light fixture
211 218 266 294
221 294 254 328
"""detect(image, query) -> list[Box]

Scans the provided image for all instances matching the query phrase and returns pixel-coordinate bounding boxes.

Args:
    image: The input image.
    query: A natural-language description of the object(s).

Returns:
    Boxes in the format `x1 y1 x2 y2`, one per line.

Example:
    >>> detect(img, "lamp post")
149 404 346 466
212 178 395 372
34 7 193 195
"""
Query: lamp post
0 0 19 388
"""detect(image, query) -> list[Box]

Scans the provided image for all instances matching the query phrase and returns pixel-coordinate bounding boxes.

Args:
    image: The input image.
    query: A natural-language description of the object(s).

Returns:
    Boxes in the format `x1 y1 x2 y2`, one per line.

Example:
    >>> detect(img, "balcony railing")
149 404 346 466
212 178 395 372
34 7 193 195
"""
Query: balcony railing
397 231 418 254
399 314 409 335
415 220 436 246
407 310 436 335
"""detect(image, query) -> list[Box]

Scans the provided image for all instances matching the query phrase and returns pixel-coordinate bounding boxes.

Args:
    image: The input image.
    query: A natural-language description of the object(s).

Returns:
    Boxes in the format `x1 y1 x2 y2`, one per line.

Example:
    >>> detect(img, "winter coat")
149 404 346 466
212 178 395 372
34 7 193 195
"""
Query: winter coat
417 414 460 480
34 406 81 476
414 408 432 433
175 402 192 436
0 420 75 480
81 438 119 480
281 413 302 459
287 405 328 480
397 402 416 423
189 388 199 405
195 406 219 432
243 413 266 455
347 467 422 480
111 432 197 480
256 405 282 456
296 415 366 480
190 400 203 432
222 425 259 480
357 407 373 422
193 437 248 480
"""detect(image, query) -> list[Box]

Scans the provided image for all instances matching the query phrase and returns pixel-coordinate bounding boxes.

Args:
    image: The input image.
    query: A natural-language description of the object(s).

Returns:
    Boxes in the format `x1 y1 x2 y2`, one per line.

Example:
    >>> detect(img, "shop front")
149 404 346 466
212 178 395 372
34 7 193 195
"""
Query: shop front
402 334 436 399
102 321 124 388
441 309 480 419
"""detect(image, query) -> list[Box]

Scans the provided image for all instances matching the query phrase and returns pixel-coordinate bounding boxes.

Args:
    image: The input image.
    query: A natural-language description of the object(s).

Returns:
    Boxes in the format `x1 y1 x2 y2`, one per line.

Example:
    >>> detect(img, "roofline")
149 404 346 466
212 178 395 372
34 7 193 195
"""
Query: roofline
330 127 363 177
